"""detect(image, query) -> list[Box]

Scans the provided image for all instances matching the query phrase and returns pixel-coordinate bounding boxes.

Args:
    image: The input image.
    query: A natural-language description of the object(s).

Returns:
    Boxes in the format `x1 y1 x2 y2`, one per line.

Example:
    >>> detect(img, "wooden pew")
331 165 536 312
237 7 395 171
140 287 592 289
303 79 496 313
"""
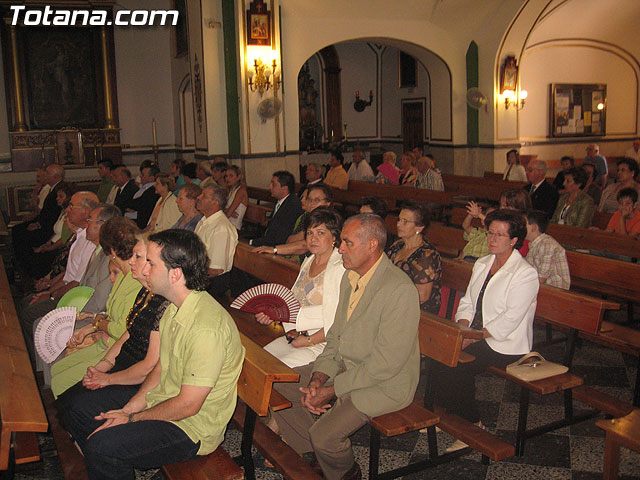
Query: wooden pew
163 331 311 480
0 257 48 474
233 241 299 289
246 186 274 206
546 223 640 259
596 409 640 480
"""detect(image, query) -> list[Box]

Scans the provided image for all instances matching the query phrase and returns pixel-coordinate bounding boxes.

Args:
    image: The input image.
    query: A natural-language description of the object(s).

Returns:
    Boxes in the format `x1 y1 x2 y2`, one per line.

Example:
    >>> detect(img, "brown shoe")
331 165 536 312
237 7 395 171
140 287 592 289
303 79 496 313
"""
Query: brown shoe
341 462 362 480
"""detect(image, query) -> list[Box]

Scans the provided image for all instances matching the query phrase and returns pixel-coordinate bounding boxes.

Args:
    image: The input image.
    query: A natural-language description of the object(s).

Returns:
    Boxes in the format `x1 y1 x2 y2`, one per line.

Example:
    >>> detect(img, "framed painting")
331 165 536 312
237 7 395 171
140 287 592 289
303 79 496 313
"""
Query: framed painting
56 129 84 167
6 185 36 221
500 56 518 94
550 83 606 137
246 0 271 46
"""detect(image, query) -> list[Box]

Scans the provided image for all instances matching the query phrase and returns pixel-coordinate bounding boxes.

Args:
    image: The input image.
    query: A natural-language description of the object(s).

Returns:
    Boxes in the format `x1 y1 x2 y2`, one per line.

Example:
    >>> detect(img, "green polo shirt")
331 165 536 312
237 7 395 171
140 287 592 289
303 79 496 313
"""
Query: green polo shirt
145 290 245 455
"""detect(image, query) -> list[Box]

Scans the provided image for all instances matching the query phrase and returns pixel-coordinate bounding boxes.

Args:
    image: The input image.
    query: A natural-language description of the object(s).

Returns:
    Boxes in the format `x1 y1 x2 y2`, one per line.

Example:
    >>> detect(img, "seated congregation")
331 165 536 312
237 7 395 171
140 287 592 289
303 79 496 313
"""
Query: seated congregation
11 149 640 480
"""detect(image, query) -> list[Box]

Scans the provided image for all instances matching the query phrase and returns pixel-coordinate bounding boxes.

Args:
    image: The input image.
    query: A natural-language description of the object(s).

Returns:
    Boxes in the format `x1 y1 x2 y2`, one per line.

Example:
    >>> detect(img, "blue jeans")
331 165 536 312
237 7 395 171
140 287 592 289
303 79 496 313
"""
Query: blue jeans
83 420 200 480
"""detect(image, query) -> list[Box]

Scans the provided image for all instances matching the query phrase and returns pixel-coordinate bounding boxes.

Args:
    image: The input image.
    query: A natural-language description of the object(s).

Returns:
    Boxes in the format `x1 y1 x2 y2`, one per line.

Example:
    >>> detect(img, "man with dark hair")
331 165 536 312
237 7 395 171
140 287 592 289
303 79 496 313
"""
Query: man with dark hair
79 229 244 479
212 159 229 186
324 151 349 190
525 160 558 218
112 166 138 215
128 165 160 229
552 156 574 192
271 214 420 480
194 185 238 297
96 159 115 202
250 170 302 247
525 209 570 289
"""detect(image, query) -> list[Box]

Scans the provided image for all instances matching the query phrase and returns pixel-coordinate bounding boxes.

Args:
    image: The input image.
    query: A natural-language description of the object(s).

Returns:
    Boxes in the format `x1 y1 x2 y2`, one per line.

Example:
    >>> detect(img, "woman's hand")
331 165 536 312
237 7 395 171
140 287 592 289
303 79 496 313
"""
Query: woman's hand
82 366 111 390
76 312 95 323
67 325 95 348
290 334 309 348
255 312 274 325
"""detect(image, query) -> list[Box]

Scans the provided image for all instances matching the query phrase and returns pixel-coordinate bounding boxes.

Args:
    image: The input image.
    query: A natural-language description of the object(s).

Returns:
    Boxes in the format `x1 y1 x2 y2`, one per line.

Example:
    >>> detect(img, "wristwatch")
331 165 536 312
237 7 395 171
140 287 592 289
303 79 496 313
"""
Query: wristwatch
273 246 278 255
128 413 136 423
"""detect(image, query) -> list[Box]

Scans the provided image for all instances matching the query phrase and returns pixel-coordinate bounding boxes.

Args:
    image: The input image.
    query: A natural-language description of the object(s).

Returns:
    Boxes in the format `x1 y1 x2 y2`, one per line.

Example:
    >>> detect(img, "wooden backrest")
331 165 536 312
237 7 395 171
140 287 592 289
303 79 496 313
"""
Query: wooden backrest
441 257 473 292
566 250 640 293
347 180 454 207
418 312 482 367
591 211 612 230
547 223 640 259
233 242 299 288
244 204 272 226
237 332 299 416
446 207 484 228
246 186 274 205
426 223 467 256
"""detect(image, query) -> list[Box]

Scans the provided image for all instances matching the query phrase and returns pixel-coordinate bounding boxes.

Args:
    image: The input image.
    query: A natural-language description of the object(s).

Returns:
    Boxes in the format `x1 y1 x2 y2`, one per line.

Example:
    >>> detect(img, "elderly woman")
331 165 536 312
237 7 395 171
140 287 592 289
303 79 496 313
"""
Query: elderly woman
172 183 203 231
503 149 527 182
145 173 182 232
386 201 442 314
436 209 539 452
255 208 345 368
55 233 170 450
551 167 595 227
50 217 142 398
598 158 640 213
375 151 400 185
399 153 418 186
224 165 248 230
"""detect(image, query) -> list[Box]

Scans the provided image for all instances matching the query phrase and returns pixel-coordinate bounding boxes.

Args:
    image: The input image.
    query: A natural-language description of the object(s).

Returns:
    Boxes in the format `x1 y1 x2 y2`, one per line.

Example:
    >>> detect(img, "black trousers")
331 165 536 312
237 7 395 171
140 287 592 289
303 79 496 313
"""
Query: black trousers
435 340 521 423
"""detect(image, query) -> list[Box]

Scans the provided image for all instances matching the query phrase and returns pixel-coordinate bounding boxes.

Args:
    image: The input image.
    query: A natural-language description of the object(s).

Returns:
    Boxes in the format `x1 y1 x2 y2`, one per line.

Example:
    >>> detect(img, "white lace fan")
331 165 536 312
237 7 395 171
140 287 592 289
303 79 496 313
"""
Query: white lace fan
34 306 77 363
230 283 300 324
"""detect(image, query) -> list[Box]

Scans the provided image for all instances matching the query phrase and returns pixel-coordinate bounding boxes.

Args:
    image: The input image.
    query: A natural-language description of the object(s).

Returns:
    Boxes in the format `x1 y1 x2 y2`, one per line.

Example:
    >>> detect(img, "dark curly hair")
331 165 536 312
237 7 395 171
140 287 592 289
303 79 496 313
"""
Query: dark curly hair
500 188 532 211
303 207 343 243
99 216 140 261
564 167 588 189
399 200 431 230
485 209 527 251
148 229 209 291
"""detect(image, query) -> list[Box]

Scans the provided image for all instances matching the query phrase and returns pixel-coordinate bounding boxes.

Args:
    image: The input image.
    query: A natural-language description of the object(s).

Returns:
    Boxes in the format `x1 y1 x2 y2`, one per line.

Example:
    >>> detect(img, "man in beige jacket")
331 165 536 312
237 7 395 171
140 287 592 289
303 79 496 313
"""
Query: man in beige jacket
272 214 420 480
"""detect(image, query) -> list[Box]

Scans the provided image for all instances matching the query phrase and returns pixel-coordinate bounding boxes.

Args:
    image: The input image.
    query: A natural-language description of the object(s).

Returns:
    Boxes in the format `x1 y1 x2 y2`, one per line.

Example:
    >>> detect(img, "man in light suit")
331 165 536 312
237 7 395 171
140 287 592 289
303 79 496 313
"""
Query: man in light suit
250 170 302 247
272 214 420 480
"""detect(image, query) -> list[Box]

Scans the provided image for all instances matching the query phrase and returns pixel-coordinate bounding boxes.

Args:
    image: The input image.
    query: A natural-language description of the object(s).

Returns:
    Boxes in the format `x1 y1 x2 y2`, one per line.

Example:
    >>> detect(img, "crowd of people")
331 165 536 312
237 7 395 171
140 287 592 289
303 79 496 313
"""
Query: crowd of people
11 141 639 479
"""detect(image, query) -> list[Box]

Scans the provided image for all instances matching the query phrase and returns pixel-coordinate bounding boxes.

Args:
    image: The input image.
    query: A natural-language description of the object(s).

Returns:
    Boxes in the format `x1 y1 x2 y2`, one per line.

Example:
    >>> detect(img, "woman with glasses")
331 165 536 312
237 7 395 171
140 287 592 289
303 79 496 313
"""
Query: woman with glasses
386 201 442 314
434 209 538 452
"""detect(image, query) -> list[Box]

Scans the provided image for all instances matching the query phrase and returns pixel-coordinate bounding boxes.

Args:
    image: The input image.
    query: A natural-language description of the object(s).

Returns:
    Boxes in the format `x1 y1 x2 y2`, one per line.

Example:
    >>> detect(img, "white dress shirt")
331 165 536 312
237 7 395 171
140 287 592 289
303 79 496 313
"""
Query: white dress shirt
63 228 97 284
194 210 238 273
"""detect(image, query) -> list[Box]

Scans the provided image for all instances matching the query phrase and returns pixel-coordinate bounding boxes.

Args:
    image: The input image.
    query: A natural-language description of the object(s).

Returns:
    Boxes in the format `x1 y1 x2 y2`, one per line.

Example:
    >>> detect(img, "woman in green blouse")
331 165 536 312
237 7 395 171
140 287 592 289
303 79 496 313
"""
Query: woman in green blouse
51 217 142 398
551 167 595 228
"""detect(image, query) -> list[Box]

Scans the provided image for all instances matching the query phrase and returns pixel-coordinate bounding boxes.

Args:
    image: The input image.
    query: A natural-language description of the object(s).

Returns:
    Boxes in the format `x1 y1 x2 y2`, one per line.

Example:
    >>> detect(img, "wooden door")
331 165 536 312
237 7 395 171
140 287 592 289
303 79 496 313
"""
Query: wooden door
402 101 424 151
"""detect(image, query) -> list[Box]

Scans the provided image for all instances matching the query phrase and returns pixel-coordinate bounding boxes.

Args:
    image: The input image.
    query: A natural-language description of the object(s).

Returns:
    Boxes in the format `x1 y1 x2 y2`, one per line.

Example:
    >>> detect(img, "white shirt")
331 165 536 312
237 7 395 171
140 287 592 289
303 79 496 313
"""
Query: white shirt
348 161 374 181
153 194 182 232
194 210 238 273
63 228 97 284
126 181 155 220
38 184 52 210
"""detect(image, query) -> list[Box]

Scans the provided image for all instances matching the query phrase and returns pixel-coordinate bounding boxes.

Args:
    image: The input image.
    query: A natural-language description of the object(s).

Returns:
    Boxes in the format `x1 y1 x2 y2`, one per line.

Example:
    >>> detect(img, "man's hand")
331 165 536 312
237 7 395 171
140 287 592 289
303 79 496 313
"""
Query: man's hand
300 385 334 414
252 246 275 255
82 366 111 390
29 291 50 305
89 410 129 438
26 222 40 232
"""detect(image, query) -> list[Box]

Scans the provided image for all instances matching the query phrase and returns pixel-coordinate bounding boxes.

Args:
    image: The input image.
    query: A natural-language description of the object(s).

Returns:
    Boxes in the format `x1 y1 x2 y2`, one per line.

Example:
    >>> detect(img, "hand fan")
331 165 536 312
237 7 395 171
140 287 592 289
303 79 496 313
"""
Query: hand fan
34 306 77 364
230 283 300 324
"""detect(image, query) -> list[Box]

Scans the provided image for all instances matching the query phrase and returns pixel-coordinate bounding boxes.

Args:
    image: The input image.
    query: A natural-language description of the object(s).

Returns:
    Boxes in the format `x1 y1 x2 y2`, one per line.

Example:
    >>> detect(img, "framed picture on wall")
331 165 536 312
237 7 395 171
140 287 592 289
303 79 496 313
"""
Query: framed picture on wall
550 83 606 137
55 129 84 167
246 0 271 46
500 56 518 93
6 186 35 222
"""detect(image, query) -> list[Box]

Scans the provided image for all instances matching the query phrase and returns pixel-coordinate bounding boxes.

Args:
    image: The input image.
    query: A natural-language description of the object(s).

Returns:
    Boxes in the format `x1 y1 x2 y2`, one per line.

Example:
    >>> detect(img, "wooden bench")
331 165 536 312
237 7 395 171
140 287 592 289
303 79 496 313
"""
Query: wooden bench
546 223 640 259
596 409 640 480
0 257 48 475
246 186 274 206
233 242 299 289
164 331 307 480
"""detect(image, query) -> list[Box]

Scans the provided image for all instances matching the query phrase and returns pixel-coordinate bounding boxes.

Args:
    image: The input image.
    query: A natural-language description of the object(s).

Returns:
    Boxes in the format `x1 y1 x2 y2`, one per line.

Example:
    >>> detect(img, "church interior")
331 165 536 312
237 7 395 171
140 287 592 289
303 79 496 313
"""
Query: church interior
1 0 640 479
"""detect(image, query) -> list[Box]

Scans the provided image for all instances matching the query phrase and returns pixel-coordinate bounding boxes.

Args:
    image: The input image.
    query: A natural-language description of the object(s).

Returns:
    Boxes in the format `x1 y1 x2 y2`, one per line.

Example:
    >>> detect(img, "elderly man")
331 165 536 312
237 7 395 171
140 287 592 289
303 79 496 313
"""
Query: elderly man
347 149 374 182
72 229 244 479
128 165 160 228
112 166 138 215
625 138 640 163
584 144 608 187
13 164 65 264
300 162 324 197
194 184 238 297
271 214 420 480
525 160 558 218
415 155 444 191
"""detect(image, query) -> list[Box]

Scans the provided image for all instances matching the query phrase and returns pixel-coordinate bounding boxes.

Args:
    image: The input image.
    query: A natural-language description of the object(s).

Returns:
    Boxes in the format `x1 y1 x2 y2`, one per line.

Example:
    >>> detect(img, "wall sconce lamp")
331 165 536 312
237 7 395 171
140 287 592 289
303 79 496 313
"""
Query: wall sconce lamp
503 89 527 110
248 58 281 97
354 90 373 112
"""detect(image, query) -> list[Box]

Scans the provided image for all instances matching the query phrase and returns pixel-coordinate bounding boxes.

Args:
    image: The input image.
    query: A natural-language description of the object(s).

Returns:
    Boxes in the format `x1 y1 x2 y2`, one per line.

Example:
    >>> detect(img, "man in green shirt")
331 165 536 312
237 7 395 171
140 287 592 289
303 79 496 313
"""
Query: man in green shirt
82 229 245 479
96 159 115 203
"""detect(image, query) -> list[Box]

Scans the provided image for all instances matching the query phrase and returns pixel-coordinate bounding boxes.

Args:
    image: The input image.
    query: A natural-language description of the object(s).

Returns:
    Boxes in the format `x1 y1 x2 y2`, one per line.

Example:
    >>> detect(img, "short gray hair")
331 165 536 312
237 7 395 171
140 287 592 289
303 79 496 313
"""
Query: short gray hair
203 184 227 207
76 191 99 210
534 160 547 174
344 213 387 252
96 203 122 222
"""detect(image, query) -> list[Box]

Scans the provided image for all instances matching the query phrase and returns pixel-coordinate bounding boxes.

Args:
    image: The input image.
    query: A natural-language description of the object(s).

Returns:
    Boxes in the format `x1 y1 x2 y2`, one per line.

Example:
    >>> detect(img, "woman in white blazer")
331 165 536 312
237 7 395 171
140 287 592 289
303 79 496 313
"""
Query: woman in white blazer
256 208 345 369
437 209 539 452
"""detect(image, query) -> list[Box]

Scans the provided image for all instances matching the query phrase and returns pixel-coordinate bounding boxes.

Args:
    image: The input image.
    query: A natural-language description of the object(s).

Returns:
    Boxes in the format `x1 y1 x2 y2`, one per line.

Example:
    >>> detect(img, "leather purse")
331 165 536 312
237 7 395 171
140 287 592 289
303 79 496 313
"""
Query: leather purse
506 352 568 382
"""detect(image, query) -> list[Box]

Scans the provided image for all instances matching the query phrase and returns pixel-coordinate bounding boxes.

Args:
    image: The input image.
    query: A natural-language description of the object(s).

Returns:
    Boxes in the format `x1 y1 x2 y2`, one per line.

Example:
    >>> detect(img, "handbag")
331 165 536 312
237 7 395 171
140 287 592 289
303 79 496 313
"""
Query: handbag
506 352 568 382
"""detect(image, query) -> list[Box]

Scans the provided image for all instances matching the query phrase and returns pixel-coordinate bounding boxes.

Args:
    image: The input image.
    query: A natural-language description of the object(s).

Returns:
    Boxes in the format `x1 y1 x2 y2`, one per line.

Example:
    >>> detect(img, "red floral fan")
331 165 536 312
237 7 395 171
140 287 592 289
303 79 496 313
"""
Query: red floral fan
230 283 300 324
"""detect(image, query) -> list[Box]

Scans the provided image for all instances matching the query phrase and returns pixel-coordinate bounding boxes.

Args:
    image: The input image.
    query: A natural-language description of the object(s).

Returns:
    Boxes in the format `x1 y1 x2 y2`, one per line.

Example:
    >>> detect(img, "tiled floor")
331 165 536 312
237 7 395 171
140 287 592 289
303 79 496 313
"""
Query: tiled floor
13 320 640 480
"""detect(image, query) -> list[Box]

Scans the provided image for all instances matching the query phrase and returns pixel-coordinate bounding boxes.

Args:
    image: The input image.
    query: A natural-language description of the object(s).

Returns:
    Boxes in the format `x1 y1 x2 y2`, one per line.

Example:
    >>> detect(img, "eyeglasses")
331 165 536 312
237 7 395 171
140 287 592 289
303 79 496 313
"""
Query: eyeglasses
307 196 327 204
487 231 510 239
397 217 416 225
